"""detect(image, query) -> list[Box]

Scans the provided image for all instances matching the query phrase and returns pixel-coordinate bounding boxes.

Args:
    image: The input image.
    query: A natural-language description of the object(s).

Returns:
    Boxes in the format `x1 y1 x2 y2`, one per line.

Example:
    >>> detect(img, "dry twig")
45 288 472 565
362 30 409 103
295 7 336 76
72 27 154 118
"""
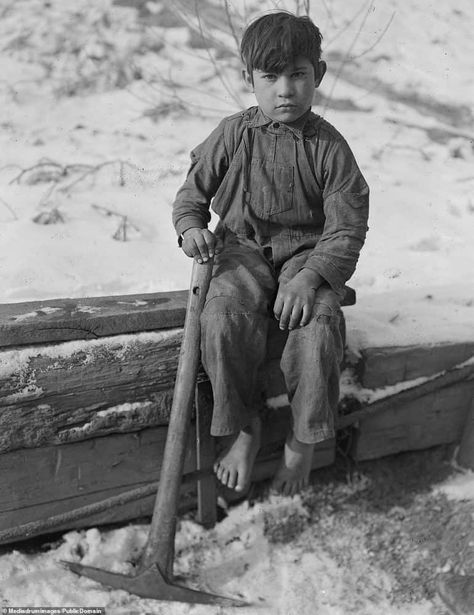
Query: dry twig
0 196 17 220
193 0 244 109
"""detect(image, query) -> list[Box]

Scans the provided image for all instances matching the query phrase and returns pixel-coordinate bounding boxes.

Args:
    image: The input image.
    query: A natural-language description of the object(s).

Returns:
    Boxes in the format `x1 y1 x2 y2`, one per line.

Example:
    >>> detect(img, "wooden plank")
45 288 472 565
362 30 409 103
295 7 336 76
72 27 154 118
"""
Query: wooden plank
339 363 474 429
0 416 333 544
0 331 196 454
0 286 355 350
457 398 474 470
0 482 200 546
0 425 197 533
360 342 474 388
0 291 188 348
351 380 473 461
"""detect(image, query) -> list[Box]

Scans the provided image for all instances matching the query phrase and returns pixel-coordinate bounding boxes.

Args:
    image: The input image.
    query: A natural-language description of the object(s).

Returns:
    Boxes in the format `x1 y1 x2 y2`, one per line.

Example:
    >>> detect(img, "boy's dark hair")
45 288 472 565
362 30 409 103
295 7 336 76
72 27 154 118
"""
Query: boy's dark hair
240 11 323 79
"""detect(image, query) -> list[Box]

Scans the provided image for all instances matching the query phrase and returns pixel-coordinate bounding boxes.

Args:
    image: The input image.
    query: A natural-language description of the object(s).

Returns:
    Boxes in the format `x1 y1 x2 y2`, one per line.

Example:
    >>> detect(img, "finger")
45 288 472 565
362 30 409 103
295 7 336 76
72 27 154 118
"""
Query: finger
202 230 217 258
273 292 284 321
193 235 210 262
278 301 293 330
183 238 202 262
299 303 312 328
288 304 303 330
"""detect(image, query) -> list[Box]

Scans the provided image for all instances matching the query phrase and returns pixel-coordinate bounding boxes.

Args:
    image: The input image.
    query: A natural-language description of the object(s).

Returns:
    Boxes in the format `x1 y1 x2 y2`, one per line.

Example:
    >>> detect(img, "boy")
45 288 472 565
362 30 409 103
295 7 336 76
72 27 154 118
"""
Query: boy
172 11 369 496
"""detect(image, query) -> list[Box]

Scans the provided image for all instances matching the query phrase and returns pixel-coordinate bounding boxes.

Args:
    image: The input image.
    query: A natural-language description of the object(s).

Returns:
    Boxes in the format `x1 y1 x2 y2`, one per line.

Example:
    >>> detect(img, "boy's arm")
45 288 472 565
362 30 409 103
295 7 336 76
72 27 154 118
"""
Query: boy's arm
275 137 368 330
303 137 369 295
172 119 230 240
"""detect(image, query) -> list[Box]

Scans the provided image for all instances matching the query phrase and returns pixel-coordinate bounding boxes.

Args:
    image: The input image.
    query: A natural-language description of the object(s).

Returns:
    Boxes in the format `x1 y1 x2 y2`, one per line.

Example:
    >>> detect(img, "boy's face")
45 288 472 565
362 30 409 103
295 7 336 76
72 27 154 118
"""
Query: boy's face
243 56 326 123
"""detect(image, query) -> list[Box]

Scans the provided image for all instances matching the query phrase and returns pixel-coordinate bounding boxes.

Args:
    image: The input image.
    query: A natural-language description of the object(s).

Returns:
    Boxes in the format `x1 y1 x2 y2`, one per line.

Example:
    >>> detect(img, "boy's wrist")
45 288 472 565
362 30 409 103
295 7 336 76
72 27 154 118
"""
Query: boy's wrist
299 267 324 289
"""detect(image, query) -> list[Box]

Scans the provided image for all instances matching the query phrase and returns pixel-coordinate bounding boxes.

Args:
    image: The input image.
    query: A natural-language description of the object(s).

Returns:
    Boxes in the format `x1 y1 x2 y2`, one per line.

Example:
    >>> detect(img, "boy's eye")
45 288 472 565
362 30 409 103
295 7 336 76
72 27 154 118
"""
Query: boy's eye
293 71 306 78
262 74 277 81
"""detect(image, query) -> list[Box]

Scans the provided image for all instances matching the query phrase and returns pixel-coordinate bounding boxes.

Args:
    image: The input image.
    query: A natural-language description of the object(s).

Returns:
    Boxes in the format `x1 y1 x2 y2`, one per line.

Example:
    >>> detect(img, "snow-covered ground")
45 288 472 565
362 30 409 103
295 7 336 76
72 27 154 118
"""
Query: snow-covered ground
1 0 474 611
0 463 473 614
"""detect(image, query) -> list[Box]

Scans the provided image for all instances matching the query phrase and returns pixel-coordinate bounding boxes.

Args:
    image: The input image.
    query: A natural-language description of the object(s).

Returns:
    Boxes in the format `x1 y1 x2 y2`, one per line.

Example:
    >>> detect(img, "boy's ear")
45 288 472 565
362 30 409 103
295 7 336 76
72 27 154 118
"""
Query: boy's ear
314 61 327 88
242 68 254 91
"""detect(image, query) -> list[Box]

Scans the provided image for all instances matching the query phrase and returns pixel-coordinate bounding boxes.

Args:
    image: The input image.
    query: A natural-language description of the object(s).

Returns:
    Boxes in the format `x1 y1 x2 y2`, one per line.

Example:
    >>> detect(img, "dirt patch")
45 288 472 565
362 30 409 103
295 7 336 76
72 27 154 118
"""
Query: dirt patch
290 445 474 607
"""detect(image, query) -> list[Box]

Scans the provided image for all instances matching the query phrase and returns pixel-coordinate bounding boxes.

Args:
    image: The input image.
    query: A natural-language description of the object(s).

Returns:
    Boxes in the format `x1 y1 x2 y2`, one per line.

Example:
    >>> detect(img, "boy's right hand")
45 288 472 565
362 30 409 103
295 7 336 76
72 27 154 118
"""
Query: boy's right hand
181 228 221 264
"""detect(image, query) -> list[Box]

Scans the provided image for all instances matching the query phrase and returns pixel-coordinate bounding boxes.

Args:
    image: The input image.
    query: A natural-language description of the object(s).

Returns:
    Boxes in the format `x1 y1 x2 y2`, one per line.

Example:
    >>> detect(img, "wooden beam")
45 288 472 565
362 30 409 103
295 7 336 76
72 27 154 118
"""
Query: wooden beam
457 399 474 470
360 342 474 388
0 286 355 350
0 291 188 348
0 331 200 454
351 380 473 461
339 362 474 429
0 425 198 536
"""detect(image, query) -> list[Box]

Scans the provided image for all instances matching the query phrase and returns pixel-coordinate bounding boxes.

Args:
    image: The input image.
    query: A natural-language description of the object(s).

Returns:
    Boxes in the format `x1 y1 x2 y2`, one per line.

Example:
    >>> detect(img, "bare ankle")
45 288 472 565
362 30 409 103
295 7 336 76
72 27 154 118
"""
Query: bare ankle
271 431 315 496
213 416 261 492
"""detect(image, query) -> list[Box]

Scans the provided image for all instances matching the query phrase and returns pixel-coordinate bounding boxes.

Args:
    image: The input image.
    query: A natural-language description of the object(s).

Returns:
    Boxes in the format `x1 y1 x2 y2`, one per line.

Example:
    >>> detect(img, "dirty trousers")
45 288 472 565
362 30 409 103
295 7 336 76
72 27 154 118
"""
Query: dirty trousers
200 234 344 444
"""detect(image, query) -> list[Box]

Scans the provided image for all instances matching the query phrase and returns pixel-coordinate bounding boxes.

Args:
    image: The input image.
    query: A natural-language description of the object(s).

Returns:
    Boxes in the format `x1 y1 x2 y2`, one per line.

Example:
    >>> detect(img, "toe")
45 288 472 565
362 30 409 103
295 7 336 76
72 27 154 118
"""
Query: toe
216 465 225 483
227 469 237 489
235 472 247 492
220 468 229 486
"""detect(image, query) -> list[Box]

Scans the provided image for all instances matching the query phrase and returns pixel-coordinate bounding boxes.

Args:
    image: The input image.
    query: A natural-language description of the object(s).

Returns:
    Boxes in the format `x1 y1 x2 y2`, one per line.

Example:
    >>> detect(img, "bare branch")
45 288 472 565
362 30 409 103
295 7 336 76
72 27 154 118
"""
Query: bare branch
325 3 369 47
224 0 241 53
319 0 335 25
0 196 17 220
193 0 244 109
9 160 64 185
322 1 374 116
350 12 395 61
59 160 139 192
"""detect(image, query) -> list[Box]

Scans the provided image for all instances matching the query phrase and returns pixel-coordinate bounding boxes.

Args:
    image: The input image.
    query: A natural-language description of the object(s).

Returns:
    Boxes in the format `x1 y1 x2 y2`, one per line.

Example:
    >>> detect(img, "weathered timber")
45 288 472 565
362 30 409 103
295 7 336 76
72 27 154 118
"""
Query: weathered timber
339 362 474 429
0 485 201 546
360 342 474 388
351 379 473 461
457 399 474 470
0 291 188 348
0 425 197 535
0 286 355 350
0 331 212 453
0 404 335 544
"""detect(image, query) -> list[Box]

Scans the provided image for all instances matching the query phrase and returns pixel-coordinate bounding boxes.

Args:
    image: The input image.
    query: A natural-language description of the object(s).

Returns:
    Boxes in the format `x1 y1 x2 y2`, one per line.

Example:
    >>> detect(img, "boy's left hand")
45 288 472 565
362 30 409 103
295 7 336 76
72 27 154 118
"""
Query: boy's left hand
274 269 324 330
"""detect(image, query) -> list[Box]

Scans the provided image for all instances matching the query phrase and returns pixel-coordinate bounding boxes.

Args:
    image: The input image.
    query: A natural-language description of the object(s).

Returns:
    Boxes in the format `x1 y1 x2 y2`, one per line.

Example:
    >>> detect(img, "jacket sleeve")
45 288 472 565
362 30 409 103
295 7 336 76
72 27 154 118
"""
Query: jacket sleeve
172 119 230 238
304 137 369 295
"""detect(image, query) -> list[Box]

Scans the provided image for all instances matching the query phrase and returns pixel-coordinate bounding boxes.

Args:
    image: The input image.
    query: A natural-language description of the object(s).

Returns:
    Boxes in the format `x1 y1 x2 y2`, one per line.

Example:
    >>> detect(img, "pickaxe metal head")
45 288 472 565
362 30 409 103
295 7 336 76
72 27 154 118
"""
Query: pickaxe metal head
61 559 249 607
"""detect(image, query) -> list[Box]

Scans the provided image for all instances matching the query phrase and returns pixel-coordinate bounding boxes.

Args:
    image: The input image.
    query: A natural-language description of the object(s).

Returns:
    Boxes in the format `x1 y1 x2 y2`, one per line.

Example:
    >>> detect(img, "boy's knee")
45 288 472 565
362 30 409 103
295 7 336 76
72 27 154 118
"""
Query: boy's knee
203 295 249 318
312 285 341 324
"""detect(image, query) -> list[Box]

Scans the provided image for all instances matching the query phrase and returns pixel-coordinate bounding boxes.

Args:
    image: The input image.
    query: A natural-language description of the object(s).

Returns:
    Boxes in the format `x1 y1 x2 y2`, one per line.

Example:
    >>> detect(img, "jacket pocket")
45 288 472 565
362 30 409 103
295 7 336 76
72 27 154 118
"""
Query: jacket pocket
246 159 294 218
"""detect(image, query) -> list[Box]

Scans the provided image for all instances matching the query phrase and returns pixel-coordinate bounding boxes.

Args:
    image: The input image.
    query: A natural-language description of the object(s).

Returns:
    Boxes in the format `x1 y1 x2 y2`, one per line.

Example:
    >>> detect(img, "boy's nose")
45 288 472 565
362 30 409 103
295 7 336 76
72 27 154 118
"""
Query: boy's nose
277 76 294 97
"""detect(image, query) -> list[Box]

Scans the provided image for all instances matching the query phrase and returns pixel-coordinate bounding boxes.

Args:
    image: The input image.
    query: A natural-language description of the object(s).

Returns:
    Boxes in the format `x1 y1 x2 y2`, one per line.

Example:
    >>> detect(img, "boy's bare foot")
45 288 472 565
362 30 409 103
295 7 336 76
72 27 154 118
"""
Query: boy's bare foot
271 431 315 496
213 416 261 492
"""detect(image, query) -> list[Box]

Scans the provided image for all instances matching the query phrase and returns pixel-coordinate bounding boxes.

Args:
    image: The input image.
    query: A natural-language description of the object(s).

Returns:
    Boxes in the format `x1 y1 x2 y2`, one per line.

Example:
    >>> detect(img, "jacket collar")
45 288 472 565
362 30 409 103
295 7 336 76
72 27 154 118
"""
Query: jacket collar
246 106 320 138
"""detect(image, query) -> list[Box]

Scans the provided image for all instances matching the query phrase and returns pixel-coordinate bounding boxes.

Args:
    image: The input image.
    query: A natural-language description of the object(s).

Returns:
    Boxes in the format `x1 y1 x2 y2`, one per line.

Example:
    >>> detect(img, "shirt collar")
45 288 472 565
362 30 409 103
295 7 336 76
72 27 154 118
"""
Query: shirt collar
247 106 319 138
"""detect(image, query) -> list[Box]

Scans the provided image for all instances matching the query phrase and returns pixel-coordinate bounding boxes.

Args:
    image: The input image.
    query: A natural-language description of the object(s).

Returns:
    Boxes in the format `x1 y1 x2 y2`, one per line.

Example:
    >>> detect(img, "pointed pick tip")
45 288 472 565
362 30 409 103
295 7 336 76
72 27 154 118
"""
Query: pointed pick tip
60 559 81 572
60 560 251 606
